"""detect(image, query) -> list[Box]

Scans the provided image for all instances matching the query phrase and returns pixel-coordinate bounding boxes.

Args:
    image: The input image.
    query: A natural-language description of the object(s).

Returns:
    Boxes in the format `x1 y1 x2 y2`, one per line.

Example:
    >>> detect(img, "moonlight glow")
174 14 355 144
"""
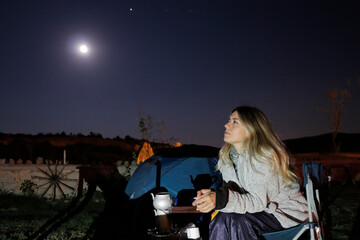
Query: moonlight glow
79 44 88 54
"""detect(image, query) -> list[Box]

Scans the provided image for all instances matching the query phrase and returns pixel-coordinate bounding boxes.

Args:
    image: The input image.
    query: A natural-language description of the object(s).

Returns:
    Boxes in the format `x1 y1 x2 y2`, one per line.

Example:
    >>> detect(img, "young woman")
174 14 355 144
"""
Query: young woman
192 106 308 240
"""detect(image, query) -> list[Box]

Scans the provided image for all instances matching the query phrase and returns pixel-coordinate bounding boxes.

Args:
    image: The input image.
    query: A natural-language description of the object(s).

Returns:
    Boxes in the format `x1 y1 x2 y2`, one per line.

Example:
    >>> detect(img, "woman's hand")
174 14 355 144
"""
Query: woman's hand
192 189 216 213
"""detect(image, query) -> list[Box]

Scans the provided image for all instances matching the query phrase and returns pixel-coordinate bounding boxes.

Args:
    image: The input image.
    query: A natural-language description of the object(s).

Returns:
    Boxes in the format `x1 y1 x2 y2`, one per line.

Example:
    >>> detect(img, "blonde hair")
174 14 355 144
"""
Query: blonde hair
219 106 297 185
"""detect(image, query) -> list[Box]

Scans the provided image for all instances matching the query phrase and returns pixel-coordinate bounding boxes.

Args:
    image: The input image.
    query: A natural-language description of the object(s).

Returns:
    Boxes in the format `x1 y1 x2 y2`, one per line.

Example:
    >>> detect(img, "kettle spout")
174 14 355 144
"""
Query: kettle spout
151 193 154 200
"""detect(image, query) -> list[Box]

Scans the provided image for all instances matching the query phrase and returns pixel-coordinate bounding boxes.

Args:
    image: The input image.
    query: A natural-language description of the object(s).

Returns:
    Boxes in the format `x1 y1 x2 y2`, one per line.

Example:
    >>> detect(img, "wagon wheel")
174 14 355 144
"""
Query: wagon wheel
32 160 78 200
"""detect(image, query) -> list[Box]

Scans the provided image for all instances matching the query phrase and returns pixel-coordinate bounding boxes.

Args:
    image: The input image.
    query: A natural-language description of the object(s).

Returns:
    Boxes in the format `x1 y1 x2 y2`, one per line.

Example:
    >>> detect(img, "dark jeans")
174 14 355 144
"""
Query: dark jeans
209 211 283 240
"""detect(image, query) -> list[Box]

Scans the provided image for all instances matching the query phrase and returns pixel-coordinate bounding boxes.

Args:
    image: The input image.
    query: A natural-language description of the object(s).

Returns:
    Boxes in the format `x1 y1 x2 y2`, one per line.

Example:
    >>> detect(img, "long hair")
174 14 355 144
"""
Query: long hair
219 106 297 185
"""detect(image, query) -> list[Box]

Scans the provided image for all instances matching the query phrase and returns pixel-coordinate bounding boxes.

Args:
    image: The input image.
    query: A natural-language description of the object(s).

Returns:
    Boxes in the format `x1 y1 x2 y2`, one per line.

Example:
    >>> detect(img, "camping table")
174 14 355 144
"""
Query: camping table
171 206 200 214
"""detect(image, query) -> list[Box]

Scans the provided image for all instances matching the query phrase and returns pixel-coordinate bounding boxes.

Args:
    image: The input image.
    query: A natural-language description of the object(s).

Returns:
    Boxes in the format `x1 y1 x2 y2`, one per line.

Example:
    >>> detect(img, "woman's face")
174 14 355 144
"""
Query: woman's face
224 111 249 152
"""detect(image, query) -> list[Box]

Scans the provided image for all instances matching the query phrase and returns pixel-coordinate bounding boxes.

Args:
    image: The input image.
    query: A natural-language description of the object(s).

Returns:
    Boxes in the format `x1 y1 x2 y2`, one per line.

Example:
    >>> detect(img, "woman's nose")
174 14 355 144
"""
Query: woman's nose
225 122 230 129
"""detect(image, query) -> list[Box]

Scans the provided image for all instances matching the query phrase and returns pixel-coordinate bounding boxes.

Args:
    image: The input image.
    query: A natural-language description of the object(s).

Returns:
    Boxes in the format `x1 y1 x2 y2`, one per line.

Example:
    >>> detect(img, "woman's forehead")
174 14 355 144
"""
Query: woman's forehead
230 111 240 118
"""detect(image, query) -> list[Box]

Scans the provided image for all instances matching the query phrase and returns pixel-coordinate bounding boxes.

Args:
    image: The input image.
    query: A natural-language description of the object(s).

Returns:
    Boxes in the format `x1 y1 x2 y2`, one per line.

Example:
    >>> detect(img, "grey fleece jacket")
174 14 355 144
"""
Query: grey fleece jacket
216 150 308 228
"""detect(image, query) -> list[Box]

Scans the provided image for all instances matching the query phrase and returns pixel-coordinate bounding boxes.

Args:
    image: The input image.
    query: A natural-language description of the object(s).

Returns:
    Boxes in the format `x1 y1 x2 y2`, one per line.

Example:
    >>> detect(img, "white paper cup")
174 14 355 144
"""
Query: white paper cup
187 227 200 239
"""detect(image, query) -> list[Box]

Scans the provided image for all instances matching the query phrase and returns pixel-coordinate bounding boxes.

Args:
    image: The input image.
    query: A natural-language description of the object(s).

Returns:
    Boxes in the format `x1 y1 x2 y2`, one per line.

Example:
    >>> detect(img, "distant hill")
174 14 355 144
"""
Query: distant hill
284 132 360 154
0 133 172 164
0 132 359 164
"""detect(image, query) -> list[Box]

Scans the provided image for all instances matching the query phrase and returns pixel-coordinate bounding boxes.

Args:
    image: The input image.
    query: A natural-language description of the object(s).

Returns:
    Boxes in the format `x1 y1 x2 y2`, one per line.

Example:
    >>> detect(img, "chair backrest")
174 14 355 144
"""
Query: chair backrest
302 162 324 215
303 162 324 240
305 173 318 223
302 162 323 189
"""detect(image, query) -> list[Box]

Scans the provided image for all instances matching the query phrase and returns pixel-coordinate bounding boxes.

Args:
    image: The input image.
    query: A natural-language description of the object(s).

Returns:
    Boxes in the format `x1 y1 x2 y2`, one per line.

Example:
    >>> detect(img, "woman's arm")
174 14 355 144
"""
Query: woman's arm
221 161 279 214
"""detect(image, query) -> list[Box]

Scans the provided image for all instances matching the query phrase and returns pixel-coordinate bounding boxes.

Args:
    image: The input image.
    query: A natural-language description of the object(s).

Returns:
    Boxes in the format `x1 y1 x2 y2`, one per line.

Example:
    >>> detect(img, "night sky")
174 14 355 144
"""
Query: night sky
1 1 359 148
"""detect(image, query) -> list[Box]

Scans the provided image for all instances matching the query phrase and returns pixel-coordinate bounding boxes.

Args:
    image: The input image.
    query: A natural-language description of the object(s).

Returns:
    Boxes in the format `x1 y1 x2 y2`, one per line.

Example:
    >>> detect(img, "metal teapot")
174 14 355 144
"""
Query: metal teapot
151 192 173 216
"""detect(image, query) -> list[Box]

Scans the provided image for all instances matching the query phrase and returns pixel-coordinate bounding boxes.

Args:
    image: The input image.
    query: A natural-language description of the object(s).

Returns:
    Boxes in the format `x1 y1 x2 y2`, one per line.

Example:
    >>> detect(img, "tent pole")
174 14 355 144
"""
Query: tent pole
156 160 161 189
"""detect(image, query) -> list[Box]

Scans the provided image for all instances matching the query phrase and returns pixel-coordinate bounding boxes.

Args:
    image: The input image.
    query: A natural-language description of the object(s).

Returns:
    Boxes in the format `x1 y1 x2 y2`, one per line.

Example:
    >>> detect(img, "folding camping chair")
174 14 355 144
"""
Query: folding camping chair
262 162 324 240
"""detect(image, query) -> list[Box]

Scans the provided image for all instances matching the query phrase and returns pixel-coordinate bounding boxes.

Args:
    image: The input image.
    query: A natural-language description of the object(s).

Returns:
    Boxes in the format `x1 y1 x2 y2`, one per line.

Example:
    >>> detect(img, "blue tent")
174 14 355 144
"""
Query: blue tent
125 145 222 199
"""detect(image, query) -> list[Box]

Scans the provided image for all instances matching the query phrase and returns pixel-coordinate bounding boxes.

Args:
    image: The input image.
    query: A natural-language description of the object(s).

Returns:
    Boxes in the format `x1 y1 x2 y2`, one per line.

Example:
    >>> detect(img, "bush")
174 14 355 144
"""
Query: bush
20 180 37 197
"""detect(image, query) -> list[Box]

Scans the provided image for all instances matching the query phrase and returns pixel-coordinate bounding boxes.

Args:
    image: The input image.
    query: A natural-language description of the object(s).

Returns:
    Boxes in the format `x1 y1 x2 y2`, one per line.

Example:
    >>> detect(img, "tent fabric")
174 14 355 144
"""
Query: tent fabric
137 142 154 165
125 155 222 199
154 144 220 158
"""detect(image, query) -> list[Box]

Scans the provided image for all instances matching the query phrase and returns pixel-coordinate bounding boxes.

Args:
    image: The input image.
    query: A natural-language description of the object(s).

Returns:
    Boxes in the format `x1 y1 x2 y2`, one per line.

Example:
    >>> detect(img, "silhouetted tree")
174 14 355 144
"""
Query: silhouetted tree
319 88 351 152
137 107 179 144
139 115 155 141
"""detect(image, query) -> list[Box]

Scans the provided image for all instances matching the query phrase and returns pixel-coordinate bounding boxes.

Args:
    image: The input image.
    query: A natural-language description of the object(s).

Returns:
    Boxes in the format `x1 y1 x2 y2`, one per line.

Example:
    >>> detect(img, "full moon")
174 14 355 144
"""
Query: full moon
79 45 88 54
